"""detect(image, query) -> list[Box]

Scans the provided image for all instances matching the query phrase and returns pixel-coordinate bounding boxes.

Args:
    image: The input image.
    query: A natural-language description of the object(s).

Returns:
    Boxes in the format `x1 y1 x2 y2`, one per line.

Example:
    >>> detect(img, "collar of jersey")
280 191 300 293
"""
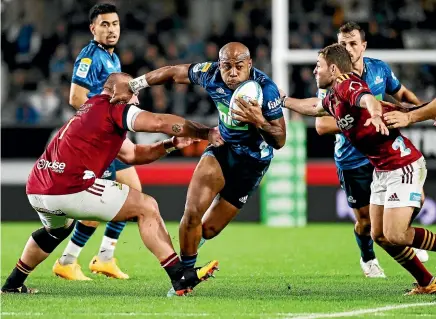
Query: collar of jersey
92 40 112 53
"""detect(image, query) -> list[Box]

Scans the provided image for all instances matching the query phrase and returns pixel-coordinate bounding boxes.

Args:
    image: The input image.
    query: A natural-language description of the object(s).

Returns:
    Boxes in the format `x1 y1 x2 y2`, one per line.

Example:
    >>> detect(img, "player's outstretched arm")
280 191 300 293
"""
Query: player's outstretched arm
282 97 329 117
384 98 436 128
110 65 191 103
132 111 224 146
392 85 421 106
117 137 198 165
315 117 340 135
359 94 389 135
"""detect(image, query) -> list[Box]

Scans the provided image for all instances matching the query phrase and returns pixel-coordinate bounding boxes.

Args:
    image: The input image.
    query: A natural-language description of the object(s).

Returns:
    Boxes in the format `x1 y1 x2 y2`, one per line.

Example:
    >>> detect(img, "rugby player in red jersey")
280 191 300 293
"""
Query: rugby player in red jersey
279 44 436 295
1 72 223 296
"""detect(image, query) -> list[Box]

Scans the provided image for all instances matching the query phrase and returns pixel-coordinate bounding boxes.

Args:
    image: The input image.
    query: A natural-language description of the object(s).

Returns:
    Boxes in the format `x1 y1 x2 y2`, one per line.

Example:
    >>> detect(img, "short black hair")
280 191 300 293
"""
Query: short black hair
89 3 118 24
338 21 366 42
318 44 352 73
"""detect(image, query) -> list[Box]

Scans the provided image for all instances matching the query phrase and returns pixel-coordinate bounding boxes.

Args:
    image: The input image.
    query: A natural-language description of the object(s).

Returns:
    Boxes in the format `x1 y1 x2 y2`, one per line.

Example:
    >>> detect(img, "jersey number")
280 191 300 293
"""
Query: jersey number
392 136 411 157
260 141 269 158
59 118 76 140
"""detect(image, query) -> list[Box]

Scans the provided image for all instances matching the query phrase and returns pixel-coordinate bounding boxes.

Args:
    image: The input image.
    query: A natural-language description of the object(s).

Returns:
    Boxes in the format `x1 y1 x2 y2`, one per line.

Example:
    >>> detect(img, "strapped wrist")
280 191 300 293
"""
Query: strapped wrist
163 138 176 154
129 75 149 94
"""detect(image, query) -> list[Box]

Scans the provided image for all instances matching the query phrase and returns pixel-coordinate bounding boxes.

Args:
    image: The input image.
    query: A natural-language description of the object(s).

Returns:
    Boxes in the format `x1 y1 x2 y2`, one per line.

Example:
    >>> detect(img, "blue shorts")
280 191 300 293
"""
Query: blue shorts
337 162 374 209
203 144 270 209
101 159 132 181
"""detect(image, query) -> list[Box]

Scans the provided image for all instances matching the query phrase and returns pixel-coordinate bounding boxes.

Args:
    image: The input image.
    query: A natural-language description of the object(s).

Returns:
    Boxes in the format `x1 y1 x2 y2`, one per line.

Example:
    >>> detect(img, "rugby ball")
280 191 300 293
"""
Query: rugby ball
229 80 263 126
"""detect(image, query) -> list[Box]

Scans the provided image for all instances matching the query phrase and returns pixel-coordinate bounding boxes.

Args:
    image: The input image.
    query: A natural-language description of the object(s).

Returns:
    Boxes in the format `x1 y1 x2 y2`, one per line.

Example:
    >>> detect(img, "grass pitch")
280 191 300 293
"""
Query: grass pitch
1 222 435 319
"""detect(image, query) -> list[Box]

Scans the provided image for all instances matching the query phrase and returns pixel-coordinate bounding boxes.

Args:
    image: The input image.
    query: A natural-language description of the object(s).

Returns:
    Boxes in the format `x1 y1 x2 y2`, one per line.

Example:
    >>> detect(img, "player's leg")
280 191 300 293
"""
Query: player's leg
340 163 384 277
89 161 140 279
410 191 429 263
109 182 218 296
202 198 239 240
54 164 117 279
1 210 75 293
373 160 435 294
179 152 225 268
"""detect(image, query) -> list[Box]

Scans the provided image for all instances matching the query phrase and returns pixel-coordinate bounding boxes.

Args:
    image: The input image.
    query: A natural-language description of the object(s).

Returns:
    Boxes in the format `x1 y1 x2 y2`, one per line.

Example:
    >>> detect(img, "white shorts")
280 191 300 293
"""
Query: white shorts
27 179 130 229
370 157 427 208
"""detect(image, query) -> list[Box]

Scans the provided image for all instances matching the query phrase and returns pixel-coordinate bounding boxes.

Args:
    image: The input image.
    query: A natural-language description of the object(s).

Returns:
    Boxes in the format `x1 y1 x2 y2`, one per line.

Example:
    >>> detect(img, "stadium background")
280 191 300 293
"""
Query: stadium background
1 0 436 225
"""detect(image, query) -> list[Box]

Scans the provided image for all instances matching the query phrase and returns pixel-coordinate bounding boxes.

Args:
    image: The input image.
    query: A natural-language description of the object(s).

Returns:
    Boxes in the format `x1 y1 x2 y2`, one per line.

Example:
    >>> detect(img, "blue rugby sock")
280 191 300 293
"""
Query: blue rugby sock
181 253 198 269
354 230 376 262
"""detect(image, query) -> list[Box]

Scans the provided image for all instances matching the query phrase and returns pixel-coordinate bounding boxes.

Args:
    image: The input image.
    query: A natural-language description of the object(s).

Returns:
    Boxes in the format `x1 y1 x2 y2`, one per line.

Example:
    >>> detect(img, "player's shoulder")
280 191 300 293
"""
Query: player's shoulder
252 68 279 93
364 56 390 71
76 41 100 60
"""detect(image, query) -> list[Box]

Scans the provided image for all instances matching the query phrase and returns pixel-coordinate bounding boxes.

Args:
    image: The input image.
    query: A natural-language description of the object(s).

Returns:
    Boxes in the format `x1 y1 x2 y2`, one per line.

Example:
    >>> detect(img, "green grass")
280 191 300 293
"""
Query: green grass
1 222 435 319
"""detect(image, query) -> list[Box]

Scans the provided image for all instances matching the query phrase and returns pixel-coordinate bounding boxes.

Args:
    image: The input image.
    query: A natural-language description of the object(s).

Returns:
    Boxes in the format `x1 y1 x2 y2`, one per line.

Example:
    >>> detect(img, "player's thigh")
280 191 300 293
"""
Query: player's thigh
202 196 239 239
185 150 225 216
383 160 427 237
29 179 130 223
112 188 159 222
339 163 373 213
115 162 142 192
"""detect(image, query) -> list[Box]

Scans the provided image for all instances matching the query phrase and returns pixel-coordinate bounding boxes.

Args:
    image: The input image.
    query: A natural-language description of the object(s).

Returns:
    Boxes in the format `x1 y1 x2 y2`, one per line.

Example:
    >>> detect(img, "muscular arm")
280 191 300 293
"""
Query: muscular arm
257 117 286 149
282 97 330 117
133 110 211 139
315 116 340 135
117 138 171 165
392 85 421 105
128 64 191 93
406 99 436 124
359 94 383 117
69 83 90 110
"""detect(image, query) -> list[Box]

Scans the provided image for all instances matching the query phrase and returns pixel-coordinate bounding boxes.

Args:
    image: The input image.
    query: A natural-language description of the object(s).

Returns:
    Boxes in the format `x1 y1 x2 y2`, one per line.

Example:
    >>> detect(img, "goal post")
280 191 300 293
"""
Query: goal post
260 0 436 227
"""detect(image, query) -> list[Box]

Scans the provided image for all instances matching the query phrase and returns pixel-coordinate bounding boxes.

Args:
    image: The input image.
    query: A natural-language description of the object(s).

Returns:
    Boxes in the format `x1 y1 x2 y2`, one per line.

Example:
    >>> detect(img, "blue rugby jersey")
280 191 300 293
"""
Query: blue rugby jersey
188 62 283 162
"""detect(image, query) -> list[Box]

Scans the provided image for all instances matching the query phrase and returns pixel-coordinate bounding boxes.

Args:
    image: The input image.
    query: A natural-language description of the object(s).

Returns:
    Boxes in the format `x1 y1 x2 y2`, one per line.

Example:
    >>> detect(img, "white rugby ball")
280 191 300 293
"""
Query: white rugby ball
229 80 263 126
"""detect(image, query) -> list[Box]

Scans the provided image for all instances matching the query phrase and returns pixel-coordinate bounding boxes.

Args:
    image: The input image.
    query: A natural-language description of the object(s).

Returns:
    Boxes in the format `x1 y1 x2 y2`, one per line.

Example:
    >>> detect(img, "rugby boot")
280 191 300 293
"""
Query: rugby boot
89 256 129 279
53 259 92 280
167 260 219 297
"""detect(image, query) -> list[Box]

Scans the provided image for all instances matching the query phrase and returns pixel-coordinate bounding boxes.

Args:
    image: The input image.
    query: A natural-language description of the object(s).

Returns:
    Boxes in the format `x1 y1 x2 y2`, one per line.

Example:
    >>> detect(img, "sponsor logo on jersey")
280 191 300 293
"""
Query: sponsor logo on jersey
239 195 248 203
388 193 400 202
37 159 66 173
76 58 92 78
83 170 96 180
374 76 384 84
409 192 421 202
267 97 282 110
317 89 327 99
337 114 354 130
348 196 356 203
217 102 248 130
101 170 113 179
192 62 211 73
216 87 225 94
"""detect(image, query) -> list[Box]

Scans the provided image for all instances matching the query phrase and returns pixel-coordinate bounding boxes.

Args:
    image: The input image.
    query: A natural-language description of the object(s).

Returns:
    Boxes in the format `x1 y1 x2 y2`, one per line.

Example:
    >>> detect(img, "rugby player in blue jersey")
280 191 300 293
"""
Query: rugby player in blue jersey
112 42 286 295
315 22 428 277
53 3 141 280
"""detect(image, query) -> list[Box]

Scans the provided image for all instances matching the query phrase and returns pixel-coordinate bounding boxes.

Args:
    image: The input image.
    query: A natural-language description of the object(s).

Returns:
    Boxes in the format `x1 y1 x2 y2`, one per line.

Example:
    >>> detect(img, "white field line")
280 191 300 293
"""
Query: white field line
2 303 435 318
281 302 436 319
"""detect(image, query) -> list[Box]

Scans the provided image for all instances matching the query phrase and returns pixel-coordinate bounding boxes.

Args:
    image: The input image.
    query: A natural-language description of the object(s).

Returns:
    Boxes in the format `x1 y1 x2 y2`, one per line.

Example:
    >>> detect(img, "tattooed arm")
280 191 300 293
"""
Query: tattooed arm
132 111 224 145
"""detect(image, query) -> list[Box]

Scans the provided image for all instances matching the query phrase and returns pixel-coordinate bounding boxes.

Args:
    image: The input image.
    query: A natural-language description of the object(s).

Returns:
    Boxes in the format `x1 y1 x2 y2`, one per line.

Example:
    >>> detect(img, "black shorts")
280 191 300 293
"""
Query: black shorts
337 163 374 209
203 144 270 209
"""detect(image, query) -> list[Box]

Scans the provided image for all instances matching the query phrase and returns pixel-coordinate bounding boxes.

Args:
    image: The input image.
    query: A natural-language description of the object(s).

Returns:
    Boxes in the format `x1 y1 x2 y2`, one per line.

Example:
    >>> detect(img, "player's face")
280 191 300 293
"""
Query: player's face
337 31 366 64
314 55 333 89
219 58 252 90
90 13 120 48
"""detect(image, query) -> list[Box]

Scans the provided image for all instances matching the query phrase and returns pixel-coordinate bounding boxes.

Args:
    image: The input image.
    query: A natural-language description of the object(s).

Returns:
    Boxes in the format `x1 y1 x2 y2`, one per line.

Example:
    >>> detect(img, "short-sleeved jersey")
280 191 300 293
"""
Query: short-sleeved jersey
319 57 402 170
321 73 421 171
26 95 141 195
188 62 283 162
71 40 121 99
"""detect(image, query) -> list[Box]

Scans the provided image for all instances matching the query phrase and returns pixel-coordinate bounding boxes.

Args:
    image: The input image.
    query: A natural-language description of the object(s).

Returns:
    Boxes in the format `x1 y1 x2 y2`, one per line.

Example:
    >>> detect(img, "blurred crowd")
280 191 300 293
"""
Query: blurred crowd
1 0 436 127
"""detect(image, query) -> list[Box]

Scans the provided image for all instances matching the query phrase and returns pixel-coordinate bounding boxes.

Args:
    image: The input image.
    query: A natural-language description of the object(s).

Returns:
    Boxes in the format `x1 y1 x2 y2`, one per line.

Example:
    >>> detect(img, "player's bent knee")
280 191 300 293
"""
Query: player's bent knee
80 220 100 228
32 219 76 253
135 194 160 219
202 224 221 240
383 230 407 246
